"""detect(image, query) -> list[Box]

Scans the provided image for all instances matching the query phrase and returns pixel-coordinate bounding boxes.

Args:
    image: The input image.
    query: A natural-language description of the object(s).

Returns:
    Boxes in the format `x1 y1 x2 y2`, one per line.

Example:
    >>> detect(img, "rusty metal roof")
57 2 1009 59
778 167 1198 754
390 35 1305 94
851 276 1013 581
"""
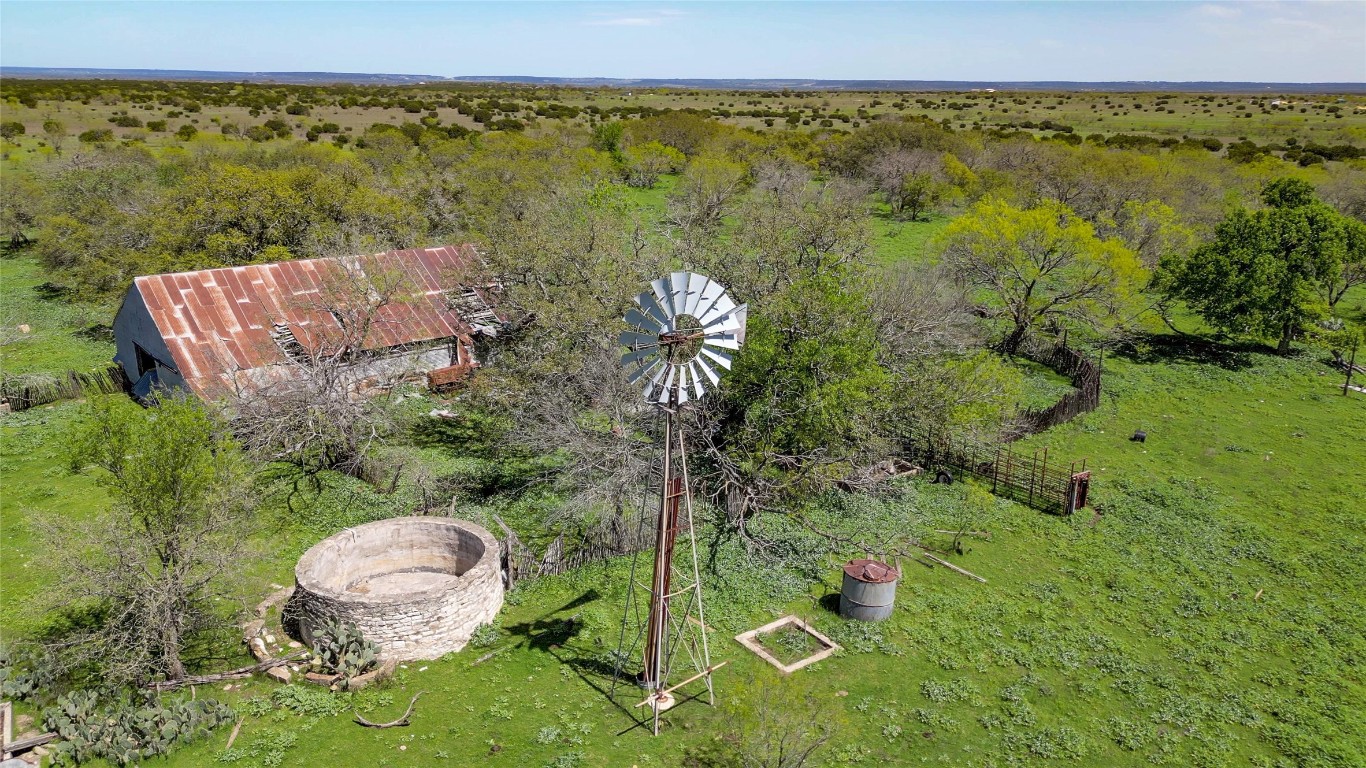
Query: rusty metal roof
132 245 482 399
842 559 899 584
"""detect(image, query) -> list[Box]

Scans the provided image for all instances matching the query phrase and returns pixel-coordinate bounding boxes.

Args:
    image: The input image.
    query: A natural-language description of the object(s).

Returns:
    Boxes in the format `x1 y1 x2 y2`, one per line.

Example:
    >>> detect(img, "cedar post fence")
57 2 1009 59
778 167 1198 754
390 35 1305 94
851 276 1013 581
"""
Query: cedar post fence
0 365 128 412
911 333 1103 514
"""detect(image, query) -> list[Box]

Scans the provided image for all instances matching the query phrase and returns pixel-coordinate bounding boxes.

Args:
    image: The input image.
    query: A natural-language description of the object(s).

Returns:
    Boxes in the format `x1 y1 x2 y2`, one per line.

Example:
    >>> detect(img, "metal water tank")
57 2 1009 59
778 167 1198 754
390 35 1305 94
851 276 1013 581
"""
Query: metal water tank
839 559 899 621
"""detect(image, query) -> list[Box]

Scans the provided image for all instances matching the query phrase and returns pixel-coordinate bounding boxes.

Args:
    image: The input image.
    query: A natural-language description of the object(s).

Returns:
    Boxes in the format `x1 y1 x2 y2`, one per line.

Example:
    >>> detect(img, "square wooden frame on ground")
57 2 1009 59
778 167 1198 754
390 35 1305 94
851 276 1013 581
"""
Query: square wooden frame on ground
734 615 841 674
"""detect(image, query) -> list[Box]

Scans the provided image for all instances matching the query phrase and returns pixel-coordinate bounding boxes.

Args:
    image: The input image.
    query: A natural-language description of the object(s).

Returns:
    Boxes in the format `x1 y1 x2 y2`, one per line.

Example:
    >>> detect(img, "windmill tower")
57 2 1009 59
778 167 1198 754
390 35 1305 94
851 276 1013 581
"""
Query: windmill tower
613 271 746 735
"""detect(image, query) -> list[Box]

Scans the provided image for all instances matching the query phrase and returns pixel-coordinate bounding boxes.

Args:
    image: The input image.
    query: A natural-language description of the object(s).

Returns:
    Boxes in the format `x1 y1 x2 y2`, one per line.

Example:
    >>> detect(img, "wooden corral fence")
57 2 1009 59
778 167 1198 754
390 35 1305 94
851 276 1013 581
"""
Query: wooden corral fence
490 513 652 588
0 365 127 412
906 333 1101 515
917 435 1091 515
1012 334 1103 438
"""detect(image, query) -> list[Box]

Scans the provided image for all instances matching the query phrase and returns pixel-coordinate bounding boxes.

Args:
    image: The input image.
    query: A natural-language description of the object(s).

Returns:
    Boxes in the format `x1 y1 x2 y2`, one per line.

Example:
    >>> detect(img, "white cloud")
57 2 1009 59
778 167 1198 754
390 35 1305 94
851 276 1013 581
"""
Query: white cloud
1194 3 1243 20
583 9 684 27
585 17 663 26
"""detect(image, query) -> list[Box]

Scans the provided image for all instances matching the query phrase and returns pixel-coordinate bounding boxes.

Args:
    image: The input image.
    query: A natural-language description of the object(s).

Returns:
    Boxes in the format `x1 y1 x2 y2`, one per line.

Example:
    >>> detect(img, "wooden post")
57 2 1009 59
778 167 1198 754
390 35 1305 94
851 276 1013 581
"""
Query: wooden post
1027 451 1037 507
1344 339 1359 396
1039 448 1049 509
2 700 11 760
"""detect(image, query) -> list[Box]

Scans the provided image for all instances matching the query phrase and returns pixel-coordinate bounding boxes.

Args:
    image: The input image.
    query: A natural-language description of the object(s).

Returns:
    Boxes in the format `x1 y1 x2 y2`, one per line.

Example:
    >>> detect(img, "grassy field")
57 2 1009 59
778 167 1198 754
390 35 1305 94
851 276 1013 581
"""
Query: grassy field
2 169 1364 766
0 256 116 377
4 330 1360 768
1 81 1363 162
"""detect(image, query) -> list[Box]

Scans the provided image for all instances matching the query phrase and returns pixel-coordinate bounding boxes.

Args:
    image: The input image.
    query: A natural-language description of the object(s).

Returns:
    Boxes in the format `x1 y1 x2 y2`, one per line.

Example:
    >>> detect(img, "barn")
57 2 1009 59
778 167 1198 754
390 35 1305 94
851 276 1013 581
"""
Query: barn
112 245 498 401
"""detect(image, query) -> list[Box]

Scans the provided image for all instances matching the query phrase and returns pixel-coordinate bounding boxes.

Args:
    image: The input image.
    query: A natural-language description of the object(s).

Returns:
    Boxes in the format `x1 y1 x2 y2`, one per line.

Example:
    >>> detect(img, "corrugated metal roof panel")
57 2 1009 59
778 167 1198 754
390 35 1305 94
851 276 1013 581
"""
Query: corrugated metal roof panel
132 245 483 399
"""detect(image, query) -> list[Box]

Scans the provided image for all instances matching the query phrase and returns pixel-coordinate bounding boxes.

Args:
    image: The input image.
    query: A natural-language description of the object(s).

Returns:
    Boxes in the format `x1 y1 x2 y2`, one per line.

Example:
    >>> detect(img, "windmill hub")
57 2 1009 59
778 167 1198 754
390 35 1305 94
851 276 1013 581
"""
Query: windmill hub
620 271 747 406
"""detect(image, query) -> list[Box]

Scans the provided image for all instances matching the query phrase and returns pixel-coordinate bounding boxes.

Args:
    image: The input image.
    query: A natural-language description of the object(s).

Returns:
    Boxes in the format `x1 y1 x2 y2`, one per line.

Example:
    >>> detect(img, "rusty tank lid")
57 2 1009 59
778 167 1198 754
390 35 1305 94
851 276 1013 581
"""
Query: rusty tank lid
843 558 899 584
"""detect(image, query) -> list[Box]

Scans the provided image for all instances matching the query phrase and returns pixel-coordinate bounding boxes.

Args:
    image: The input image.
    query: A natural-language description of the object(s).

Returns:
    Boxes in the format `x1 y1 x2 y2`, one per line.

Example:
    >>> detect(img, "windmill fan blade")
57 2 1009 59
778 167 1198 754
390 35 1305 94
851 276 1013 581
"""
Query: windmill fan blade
643 361 669 399
621 346 659 368
638 292 671 328
732 304 748 345
702 313 742 333
657 365 678 403
670 271 691 316
684 273 710 315
676 365 691 403
703 333 740 350
700 346 733 370
693 281 725 320
695 358 720 387
619 330 658 349
689 361 708 398
627 358 662 384
625 307 663 333
651 278 675 319
699 294 736 324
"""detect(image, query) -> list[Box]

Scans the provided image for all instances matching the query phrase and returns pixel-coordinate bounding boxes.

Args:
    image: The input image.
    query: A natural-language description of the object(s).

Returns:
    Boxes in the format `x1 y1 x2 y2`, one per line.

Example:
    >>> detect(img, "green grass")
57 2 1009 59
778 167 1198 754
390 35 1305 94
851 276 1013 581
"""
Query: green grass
1009 354 1077 411
0 253 117 377
0 402 109 636
3 339 1363 766
2 180 1364 765
869 212 952 265
97 337 1347 767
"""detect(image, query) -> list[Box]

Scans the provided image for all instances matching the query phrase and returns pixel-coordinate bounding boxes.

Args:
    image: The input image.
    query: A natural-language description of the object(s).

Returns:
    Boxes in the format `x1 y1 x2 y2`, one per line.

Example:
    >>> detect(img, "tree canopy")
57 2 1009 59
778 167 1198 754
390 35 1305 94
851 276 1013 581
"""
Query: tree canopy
934 198 1146 352
1159 178 1363 353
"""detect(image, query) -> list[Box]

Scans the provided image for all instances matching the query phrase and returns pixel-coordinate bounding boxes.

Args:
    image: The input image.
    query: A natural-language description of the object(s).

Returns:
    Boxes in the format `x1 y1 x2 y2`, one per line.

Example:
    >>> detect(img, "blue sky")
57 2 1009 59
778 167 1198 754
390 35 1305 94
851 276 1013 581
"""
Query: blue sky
2 1 1363 82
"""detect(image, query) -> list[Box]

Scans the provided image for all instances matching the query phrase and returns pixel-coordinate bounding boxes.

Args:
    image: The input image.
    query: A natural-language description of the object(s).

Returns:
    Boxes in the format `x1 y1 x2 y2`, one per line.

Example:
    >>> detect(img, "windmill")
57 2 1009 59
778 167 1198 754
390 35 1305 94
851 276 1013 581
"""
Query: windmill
612 271 746 735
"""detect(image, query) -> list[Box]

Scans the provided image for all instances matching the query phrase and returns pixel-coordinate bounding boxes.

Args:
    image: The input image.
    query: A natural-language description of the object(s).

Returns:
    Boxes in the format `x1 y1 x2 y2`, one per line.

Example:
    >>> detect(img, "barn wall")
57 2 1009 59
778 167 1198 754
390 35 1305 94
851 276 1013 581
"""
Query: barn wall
345 342 461 389
112 286 188 393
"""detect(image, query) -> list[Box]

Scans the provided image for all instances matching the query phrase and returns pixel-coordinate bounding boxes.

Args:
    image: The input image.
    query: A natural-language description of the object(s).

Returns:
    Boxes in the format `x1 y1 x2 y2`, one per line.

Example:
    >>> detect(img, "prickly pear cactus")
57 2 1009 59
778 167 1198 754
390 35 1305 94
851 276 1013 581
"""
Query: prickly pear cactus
43 690 235 765
308 618 380 685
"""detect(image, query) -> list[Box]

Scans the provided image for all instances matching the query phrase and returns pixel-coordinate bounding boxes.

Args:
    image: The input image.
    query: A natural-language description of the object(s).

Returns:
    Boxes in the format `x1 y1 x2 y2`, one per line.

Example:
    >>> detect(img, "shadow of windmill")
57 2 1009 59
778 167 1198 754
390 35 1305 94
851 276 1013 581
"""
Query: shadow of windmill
496 589 667 734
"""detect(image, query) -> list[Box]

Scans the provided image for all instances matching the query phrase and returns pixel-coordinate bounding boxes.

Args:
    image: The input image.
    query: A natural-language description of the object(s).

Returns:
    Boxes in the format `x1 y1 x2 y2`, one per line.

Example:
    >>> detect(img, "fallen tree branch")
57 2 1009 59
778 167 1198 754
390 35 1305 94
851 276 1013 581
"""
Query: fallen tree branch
918 552 987 583
471 646 512 666
933 529 992 540
145 652 307 691
354 691 425 728
789 511 988 583
224 718 244 751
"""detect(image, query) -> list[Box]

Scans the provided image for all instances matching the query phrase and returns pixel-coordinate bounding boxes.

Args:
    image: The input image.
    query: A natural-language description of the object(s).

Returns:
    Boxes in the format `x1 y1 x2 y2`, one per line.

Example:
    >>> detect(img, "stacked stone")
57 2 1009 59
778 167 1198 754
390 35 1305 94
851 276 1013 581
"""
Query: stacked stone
290 517 504 661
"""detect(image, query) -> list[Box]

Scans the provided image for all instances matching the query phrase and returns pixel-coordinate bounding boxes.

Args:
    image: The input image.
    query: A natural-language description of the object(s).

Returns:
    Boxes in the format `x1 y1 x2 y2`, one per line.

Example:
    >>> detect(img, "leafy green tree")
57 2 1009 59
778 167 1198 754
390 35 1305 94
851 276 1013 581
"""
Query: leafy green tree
713 272 890 518
1159 178 1358 353
590 121 623 157
666 153 748 235
622 140 684 188
54 395 255 684
0 172 42 248
41 119 65 154
175 124 197 141
0 121 24 140
625 111 721 156
935 198 1146 352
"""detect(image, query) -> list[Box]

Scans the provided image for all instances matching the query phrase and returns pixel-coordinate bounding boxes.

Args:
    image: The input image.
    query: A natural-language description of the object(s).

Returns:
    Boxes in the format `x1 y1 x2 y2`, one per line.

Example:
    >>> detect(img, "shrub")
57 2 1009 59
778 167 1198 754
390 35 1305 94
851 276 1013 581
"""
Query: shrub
77 129 114 144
